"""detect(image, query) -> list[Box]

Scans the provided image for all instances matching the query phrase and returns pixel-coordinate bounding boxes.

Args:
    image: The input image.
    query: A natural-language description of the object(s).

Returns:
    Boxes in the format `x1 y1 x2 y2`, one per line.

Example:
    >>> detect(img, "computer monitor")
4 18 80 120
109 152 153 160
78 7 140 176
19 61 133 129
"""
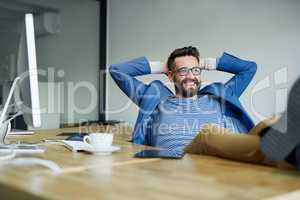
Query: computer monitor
0 13 41 135
15 13 41 129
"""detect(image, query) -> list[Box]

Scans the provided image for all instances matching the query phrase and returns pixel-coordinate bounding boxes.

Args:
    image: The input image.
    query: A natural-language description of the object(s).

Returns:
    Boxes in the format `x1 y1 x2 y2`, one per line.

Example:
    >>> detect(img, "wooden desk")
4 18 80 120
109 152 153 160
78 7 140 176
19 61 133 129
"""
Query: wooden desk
0 126 299 200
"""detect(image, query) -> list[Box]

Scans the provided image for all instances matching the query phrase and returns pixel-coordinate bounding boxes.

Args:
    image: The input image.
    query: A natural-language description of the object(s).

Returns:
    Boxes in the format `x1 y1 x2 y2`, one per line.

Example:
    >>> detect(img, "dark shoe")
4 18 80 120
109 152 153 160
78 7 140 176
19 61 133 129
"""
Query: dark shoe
261 78 300 161
261 112 300 161
292 144 300 171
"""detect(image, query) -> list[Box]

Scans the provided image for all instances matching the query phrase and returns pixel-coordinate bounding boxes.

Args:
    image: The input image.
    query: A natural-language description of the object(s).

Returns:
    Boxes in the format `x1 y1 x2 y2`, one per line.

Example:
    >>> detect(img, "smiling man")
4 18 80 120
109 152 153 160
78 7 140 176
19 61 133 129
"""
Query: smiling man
109 46 257 151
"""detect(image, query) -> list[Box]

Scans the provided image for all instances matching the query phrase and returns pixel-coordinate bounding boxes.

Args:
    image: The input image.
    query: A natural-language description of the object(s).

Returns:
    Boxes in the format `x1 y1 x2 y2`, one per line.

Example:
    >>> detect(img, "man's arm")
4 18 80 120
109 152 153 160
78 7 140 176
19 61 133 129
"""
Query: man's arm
202 53 257 97
109 57 164 107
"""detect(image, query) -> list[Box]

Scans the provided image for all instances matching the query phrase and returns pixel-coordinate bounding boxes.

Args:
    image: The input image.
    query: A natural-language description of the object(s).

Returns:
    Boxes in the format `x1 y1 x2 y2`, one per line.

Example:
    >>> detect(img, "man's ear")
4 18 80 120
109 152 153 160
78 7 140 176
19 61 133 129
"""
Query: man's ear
167 71 174 82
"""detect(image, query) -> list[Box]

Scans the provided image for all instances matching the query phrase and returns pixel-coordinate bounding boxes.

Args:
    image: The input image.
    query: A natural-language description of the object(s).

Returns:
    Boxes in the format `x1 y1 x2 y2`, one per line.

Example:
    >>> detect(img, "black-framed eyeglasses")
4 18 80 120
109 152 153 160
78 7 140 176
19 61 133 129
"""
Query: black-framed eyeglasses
174 67 202 76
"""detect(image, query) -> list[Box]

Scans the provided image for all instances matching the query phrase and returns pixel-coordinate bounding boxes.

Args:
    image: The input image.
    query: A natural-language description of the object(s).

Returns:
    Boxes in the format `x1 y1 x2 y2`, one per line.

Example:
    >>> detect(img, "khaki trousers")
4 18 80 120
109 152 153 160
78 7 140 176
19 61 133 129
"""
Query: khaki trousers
184 117 295 170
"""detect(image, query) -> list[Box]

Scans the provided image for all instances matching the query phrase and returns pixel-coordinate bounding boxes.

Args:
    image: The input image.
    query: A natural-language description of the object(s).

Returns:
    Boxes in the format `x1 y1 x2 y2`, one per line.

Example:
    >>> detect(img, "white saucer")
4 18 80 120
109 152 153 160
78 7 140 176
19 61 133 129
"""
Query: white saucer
83 145 121 155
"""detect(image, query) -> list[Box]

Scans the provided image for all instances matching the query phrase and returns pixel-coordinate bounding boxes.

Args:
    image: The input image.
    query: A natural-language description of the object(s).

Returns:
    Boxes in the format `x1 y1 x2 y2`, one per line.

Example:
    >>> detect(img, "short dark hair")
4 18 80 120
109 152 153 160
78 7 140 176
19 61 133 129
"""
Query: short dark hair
167 46 200 71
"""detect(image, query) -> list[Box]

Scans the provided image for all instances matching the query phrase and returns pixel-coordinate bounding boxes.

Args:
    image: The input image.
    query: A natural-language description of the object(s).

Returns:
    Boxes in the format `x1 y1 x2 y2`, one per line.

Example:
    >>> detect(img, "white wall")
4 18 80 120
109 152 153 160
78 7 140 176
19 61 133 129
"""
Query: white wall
36 0 99 124
107 0 300 126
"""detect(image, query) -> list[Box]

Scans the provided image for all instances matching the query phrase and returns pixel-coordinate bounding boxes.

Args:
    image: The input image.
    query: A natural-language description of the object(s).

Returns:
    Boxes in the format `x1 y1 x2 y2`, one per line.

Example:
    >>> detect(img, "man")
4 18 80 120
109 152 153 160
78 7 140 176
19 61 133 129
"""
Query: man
109 46 257 151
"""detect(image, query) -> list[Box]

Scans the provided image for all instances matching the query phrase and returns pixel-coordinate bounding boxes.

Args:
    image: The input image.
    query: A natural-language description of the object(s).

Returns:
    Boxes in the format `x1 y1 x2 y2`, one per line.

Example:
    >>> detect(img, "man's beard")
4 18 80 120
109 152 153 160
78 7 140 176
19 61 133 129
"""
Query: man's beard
174 78 201 98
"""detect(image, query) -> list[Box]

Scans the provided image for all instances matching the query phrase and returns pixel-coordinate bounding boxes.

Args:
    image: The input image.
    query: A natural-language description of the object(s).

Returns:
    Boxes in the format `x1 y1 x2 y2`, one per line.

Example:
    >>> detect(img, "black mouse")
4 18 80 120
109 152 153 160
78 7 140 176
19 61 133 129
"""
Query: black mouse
65 133 88 141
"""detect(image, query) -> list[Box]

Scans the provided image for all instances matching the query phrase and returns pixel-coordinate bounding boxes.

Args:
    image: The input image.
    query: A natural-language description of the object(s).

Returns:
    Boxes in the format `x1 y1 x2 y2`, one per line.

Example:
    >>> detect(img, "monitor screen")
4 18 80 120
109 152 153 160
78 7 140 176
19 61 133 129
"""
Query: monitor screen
15 13 41 128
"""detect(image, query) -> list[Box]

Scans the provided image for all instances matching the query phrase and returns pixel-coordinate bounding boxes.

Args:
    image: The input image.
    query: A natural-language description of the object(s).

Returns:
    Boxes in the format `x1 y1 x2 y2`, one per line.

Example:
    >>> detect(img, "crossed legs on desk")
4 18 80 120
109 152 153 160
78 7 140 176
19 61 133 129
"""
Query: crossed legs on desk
185 77 300 171
184 119 295 170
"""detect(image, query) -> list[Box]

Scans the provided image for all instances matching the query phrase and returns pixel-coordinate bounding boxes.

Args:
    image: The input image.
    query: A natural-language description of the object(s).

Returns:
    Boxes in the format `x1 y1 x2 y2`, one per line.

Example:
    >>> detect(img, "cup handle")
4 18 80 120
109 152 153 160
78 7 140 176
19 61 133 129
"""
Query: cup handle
83 135 91 145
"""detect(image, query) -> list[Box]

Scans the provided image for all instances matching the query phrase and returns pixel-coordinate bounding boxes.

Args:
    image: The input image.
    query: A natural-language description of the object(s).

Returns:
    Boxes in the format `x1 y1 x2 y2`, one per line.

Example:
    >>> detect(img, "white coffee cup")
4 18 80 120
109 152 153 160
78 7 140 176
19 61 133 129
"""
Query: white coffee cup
83 133 113 150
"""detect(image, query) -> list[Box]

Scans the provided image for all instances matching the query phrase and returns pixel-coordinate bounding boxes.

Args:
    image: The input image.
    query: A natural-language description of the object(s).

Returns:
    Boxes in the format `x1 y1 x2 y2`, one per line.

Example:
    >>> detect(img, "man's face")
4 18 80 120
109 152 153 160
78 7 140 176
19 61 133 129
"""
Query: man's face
170 56 201 98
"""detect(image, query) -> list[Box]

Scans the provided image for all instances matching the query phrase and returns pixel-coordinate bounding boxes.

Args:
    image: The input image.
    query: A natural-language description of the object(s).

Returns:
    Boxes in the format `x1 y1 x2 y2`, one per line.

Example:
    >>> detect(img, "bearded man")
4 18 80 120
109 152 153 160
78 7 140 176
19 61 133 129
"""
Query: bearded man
110 46 257 151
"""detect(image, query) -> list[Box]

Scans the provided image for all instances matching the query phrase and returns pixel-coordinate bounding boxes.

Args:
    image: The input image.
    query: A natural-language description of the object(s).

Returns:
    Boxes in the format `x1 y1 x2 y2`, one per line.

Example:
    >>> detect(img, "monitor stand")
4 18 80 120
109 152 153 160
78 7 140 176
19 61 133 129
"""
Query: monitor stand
0 121 10 144
0 77 34 138
0 77 20 125
1 116 34 136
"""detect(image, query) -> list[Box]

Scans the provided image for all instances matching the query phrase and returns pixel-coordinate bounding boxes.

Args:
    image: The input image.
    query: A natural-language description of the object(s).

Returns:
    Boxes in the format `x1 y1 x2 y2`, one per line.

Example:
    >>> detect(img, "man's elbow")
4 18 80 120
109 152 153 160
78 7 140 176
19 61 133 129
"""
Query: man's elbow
109 64 119 77
248 61 257 74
